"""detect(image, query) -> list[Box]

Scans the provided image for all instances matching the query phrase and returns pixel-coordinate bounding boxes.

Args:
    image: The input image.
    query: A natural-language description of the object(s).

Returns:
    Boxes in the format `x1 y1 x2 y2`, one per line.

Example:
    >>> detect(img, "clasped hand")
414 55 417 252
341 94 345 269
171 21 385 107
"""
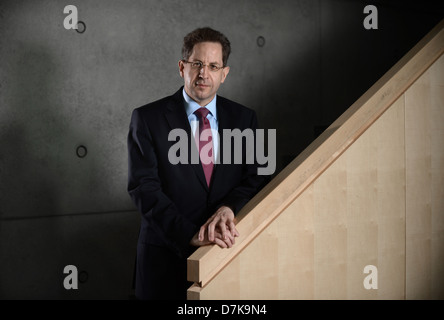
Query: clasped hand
190 206 240 248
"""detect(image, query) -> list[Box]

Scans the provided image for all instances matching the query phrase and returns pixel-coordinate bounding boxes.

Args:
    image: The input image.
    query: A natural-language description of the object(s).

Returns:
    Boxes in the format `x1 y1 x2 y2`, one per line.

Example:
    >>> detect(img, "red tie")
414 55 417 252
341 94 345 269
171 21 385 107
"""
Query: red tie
194 107 214 187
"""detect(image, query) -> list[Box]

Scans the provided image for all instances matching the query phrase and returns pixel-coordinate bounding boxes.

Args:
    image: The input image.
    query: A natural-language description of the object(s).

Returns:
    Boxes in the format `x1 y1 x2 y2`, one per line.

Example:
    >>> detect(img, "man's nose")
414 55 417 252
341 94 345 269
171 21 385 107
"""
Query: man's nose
199 65 209 77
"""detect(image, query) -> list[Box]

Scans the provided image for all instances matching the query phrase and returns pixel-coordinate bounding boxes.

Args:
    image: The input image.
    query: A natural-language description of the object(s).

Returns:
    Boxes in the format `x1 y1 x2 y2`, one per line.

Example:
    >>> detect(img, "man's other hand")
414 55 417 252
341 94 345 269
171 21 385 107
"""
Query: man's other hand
190 206 240 248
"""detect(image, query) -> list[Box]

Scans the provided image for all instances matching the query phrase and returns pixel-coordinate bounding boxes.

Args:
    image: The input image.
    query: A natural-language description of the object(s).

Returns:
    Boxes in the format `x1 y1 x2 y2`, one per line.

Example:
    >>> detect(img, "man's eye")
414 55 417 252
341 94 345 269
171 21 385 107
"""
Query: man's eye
192 62 202 68
209 65 219 70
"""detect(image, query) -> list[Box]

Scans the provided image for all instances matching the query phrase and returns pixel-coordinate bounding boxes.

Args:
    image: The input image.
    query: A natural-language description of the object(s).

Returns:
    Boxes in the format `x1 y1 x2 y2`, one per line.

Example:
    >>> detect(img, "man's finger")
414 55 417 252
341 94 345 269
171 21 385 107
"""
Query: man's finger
214 238 228 248
198 224 207 242
213 230 235 248
212 231 228 248
218 220 229 240
208 219 219 242
227 219 239 237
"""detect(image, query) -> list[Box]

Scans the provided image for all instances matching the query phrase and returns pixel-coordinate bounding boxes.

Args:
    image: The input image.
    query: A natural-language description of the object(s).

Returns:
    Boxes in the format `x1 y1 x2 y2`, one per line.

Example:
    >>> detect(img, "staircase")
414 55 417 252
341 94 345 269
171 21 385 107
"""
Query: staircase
187 19 444 300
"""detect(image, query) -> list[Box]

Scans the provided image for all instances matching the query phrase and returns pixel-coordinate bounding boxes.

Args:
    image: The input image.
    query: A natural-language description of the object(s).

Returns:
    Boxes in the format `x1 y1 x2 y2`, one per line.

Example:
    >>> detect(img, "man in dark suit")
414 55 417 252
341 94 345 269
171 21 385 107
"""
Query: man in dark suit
127 27 268 300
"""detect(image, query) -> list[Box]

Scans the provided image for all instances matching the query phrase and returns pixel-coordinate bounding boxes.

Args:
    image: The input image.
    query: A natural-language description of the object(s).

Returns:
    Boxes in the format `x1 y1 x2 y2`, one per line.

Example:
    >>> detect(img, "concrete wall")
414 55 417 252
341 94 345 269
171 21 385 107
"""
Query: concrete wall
0 0 442 299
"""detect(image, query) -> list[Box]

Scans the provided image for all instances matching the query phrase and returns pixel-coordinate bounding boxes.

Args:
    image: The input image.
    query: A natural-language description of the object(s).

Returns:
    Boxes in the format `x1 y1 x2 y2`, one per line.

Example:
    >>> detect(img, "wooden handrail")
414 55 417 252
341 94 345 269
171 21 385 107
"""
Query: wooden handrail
187 19 444 288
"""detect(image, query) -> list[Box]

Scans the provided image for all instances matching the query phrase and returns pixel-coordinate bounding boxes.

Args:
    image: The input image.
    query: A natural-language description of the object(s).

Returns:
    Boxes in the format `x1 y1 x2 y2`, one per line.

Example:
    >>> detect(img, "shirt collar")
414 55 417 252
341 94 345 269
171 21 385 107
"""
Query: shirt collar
183 88 217 119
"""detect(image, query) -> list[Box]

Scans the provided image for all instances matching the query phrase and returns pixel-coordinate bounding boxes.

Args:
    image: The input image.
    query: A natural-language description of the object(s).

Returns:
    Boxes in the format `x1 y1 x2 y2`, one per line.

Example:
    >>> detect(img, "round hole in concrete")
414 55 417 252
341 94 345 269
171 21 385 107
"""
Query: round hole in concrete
76 145 87 158
257 36 265 47
76 21 86 34
79 271 89 283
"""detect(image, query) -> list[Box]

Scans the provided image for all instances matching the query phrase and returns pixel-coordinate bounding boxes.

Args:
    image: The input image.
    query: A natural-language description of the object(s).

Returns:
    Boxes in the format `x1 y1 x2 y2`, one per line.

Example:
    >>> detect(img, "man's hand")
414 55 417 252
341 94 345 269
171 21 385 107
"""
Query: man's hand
189 229 230 248
190 206 240 248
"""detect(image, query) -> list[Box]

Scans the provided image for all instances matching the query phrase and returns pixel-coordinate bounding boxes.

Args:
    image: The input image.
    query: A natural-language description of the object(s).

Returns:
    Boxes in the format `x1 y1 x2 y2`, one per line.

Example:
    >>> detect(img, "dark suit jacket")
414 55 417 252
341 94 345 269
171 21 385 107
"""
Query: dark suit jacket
127 87 267 259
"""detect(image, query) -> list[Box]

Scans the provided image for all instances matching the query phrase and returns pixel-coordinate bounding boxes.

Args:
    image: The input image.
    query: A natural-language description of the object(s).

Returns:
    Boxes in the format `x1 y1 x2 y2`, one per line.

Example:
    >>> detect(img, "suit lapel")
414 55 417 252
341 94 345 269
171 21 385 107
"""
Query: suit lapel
165 89 208 191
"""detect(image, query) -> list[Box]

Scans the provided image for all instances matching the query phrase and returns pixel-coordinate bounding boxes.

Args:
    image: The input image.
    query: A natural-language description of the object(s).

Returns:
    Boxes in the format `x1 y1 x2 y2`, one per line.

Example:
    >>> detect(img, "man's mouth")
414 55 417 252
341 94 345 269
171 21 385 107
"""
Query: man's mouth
195 82 209 88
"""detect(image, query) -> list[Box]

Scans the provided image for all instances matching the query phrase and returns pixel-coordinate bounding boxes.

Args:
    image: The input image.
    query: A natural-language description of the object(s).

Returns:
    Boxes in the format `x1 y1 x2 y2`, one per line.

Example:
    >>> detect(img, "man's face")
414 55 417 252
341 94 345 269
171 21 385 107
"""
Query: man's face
179 41 230 107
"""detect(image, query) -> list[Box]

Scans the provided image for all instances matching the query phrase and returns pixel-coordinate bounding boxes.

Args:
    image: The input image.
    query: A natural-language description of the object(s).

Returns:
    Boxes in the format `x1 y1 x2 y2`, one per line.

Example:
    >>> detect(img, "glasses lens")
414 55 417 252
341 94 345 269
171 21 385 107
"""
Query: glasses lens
187 61 222 71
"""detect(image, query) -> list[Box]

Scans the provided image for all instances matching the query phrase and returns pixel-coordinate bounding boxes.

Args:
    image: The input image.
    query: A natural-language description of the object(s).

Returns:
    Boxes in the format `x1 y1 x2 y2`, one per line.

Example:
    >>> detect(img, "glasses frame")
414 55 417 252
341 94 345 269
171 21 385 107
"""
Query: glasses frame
182 60 225 72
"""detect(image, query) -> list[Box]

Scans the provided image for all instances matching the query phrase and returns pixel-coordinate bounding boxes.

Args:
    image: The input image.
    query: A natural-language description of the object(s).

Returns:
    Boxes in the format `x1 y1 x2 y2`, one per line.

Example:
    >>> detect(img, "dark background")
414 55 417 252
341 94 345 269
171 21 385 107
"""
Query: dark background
0 0 443 299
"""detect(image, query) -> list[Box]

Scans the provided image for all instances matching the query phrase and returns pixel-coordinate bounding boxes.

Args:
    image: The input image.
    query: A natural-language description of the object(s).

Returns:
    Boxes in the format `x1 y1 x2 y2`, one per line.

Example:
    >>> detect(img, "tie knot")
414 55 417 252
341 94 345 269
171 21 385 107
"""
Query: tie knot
194 107 210 120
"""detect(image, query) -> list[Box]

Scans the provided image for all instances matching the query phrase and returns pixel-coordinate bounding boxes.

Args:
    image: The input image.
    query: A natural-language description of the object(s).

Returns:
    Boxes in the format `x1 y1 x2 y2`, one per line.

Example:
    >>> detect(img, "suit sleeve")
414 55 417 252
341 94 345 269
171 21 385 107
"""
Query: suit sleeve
127 108 197 258
219 110 270 215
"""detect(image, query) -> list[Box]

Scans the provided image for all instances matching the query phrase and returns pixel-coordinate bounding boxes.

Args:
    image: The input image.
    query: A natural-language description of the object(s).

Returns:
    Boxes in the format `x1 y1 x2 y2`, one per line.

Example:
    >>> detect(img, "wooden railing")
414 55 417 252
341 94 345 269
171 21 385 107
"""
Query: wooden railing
187 19 444 300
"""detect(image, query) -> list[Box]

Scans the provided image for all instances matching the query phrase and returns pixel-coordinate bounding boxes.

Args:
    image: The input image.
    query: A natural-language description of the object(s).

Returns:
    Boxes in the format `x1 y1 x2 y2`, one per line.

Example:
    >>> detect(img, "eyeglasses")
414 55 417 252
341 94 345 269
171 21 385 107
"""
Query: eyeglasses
182 60 225 72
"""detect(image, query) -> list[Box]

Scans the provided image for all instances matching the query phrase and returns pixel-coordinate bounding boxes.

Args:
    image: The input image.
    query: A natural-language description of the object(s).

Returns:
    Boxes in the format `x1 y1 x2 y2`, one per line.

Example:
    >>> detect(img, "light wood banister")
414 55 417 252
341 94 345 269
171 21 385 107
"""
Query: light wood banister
187 19 444 288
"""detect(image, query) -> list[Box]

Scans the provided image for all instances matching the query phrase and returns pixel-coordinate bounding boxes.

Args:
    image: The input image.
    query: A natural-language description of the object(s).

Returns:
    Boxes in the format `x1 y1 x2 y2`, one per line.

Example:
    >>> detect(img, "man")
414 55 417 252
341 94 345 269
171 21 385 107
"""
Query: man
127 27 268 300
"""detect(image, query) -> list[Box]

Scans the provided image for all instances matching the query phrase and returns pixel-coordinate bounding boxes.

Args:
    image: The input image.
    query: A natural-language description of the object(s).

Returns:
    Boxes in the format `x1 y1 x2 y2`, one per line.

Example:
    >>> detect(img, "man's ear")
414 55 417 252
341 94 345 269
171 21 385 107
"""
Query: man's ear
178 60 185 78
220 66 230 83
